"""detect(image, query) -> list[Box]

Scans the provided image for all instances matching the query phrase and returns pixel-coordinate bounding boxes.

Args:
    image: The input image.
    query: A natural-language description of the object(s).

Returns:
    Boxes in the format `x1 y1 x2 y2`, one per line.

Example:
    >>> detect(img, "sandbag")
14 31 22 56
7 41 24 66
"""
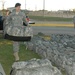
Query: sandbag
10 59 62 75
4 25 33 41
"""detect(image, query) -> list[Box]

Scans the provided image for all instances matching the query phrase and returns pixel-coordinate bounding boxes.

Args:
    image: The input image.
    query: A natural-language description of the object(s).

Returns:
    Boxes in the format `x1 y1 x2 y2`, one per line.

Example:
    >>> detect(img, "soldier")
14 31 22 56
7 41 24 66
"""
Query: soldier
6 3 28 61
3 10 11 28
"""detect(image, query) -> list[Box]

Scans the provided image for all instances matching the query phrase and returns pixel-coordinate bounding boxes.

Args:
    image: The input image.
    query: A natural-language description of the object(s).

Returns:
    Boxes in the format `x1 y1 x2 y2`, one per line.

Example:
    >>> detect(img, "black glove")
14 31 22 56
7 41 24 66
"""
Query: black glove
23 22 28 26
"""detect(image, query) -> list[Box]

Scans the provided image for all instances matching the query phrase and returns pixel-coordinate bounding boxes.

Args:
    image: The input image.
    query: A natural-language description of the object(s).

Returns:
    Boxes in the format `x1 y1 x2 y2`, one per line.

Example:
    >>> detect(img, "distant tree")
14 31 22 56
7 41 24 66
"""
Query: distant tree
73 9 75 13
1 9 7 16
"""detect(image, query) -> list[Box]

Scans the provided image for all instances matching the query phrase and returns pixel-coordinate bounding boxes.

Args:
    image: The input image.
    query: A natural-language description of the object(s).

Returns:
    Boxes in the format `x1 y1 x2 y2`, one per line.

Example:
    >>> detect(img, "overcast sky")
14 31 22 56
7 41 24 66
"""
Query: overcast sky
0 0 75 11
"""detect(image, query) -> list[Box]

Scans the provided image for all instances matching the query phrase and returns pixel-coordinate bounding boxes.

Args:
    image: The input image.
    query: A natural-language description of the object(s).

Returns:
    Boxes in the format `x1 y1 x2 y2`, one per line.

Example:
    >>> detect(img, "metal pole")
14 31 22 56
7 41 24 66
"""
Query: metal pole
0 0 6 15
43 0 45 17
0 0 4 10
25 0 26 9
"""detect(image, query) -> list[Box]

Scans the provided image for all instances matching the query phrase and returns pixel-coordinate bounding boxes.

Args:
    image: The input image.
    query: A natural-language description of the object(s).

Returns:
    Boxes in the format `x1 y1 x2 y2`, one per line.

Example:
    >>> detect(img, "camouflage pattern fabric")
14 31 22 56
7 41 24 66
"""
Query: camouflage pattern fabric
10 59 62 75
5 25 33 37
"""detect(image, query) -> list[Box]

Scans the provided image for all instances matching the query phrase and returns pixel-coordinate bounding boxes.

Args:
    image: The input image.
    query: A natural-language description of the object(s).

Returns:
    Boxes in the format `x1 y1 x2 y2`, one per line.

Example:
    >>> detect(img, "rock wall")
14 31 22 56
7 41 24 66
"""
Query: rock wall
25 33 75 75
11 59 62 75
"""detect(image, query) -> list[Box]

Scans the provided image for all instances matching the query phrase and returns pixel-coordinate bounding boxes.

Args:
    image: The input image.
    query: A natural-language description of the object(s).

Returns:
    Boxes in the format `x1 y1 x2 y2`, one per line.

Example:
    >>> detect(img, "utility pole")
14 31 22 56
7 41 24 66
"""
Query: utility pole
35 5 37 11
43 0 45 17
0 0 6 15
25 0 26 9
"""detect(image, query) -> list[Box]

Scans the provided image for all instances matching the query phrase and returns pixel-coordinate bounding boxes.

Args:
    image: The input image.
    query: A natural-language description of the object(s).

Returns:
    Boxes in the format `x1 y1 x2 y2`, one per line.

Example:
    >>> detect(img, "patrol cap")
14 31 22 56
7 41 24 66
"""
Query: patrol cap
15 3 21 7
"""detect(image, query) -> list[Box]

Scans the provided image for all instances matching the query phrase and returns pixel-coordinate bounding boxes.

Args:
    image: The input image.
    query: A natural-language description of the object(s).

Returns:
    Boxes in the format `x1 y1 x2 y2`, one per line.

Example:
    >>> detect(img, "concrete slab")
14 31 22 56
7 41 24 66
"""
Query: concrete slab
0 64 6 75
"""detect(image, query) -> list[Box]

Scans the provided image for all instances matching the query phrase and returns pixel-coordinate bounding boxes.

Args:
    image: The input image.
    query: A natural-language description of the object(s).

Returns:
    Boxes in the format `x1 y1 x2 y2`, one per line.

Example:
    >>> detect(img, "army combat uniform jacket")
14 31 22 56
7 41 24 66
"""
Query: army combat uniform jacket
6 10 28 26
4 10 31 41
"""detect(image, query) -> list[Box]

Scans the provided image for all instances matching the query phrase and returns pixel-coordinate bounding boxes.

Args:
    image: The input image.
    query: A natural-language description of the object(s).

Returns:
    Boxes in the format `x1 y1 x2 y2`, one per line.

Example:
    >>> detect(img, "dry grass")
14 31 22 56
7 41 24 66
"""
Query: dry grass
31 23 74 27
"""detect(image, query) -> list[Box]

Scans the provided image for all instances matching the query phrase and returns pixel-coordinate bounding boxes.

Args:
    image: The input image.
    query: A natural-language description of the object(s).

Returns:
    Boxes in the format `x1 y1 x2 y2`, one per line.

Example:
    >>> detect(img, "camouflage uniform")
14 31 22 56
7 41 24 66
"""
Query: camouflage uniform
6 10 28 53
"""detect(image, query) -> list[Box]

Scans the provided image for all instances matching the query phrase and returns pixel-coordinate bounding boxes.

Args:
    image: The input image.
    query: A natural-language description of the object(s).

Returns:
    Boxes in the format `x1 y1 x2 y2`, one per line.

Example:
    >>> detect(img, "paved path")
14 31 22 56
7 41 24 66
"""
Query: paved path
32 26 75 35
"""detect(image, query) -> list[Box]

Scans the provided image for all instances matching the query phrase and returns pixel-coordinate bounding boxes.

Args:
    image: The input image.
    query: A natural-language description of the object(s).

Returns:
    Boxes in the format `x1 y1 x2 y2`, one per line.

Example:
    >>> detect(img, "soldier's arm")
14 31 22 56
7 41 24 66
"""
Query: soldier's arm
22 13 28 26
5 14 12 25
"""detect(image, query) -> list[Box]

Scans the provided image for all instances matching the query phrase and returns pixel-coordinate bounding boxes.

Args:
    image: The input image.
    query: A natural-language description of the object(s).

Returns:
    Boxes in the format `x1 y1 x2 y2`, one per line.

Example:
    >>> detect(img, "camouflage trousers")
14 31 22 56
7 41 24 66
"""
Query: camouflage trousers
13 41 20 53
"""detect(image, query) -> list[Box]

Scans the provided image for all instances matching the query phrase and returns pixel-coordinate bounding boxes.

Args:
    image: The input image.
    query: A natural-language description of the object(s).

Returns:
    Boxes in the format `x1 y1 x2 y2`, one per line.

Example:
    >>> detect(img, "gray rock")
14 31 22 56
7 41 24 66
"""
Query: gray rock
11 59 62 75
24 33 75 75
0 64 6 75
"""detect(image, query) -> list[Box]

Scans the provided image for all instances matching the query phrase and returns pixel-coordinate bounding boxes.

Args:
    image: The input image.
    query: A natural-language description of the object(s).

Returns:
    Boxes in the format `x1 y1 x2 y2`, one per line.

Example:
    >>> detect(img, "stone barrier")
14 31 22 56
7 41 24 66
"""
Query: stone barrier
25 33 75 75
10 59 62 75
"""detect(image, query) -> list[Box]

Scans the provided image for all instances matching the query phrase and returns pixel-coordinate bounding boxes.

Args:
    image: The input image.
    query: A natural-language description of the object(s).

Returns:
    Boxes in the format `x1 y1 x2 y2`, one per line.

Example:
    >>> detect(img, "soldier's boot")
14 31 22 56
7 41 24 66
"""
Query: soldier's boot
13 52 19 61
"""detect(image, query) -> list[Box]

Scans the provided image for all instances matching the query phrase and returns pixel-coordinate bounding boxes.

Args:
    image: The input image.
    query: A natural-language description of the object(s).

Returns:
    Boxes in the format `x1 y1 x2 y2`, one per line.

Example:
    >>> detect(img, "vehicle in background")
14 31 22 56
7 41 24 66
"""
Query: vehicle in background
0 16 3 30
26 16 35 24
0 15 35 30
